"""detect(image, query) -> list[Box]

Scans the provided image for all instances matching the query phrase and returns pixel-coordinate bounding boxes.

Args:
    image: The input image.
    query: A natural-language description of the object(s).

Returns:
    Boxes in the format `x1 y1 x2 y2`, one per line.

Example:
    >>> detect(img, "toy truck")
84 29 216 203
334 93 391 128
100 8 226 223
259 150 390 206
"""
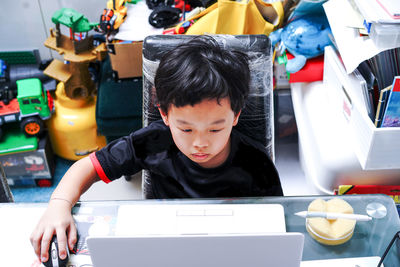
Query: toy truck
0 78 54 140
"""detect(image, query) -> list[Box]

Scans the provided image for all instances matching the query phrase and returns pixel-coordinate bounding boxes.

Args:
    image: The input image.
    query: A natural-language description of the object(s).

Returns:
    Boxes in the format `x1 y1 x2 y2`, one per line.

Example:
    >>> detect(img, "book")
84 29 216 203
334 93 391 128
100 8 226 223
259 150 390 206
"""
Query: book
354 69 375 121
381 76 400 127
374 85 392 127
356 61 377 121
368 48 400 93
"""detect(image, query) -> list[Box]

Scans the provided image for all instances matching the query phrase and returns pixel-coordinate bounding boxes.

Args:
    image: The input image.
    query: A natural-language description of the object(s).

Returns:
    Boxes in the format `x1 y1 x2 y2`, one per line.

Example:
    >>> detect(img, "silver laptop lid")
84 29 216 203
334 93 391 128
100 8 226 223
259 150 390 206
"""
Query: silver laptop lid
87 232 305 267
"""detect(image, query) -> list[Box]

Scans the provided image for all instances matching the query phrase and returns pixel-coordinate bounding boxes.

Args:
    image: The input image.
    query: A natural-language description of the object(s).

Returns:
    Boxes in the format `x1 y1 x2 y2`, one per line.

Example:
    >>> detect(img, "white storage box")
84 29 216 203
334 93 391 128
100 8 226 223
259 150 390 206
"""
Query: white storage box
350 101 400 169
323 46 400 170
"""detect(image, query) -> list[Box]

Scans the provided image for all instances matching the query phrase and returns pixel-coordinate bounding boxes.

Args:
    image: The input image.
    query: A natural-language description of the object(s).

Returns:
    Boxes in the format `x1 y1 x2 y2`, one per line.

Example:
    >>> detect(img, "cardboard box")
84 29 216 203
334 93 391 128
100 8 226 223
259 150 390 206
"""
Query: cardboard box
323 46 400 170
107 41 143 79
2 134 55 187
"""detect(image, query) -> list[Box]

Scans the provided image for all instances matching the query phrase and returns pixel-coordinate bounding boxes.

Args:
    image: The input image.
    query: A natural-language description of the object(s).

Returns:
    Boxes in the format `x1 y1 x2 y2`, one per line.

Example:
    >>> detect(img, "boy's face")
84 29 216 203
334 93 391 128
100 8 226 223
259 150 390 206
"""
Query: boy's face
159 98 240 168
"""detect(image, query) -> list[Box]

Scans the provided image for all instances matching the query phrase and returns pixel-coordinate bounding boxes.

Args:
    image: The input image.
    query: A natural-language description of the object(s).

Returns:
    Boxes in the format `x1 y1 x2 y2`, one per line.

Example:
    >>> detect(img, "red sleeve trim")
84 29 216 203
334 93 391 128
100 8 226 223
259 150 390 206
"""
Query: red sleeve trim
89 152 112 184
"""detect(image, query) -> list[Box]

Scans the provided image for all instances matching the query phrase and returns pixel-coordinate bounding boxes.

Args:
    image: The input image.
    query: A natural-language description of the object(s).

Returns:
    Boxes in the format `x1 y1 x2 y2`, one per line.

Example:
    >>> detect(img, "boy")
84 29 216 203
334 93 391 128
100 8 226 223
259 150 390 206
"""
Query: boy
30 35 283 263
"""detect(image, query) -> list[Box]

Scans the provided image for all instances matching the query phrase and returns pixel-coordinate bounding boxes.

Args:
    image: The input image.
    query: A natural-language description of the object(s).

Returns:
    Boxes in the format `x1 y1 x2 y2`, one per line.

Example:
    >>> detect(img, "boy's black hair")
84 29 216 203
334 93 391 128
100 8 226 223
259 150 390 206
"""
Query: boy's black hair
155 35 250 115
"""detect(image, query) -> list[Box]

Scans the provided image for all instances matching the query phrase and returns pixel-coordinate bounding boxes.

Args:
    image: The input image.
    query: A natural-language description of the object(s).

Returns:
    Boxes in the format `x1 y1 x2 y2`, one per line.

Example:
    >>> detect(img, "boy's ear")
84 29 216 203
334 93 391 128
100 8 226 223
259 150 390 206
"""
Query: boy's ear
233 110 241 126
158 107 169 126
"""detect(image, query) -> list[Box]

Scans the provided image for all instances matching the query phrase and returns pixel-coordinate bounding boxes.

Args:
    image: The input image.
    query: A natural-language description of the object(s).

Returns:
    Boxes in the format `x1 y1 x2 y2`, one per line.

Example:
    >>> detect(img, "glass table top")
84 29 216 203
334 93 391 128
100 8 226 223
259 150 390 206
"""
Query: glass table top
4 194 400 266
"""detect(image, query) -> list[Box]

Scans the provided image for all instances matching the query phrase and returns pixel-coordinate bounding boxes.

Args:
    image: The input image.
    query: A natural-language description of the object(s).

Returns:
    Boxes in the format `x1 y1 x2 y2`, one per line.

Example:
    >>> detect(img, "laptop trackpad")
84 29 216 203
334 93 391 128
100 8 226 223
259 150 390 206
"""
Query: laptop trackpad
176 208 234 234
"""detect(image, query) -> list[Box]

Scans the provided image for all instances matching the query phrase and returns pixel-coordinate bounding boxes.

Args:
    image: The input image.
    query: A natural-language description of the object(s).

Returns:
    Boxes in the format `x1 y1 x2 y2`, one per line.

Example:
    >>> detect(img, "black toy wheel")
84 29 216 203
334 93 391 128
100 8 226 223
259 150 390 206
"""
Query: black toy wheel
148 6 181 28
20 117 44 137
146 0 174 9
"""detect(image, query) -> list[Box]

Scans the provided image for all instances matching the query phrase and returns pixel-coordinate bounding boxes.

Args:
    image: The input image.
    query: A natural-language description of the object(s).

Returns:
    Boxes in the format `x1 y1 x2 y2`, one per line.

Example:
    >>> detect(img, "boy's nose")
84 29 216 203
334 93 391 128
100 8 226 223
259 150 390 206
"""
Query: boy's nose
193 135 208 149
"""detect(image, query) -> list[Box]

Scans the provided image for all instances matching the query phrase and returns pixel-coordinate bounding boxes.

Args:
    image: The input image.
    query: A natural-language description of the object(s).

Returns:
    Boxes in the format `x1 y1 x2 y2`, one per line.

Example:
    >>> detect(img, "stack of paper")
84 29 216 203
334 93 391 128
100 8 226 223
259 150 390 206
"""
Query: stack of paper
353 0 400 48
323 0 400 73
353 0 400 24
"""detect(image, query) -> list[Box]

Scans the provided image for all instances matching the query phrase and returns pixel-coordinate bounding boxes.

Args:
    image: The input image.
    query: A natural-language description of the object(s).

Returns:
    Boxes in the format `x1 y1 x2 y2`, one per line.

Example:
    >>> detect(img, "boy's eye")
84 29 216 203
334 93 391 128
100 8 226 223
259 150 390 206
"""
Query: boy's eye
210 129 222 133
180 129 192 133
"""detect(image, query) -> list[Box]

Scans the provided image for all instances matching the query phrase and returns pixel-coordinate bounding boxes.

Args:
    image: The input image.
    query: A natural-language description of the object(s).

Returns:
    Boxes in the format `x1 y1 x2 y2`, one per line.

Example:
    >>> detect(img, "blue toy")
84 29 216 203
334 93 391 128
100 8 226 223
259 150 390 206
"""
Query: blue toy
269 15 332 73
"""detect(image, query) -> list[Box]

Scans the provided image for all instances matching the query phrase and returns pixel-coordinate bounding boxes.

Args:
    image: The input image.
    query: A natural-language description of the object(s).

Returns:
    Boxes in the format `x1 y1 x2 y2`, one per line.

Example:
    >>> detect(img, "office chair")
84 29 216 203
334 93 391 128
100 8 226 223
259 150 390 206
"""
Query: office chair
142 35 274 198
0 164 14 202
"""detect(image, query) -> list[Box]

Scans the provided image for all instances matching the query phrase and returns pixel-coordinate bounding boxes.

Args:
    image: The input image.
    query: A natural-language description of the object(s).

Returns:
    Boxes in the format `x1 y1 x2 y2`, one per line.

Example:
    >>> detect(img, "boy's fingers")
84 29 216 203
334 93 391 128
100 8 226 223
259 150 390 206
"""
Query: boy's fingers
55 228 68 260
30 229 43 259
67 222 78 250
40 229 54 262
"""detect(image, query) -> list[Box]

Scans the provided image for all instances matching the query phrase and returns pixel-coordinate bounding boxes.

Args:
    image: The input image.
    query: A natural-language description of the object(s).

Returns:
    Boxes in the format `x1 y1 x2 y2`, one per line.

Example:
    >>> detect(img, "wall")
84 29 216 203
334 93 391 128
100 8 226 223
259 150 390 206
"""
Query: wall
0 0 104 61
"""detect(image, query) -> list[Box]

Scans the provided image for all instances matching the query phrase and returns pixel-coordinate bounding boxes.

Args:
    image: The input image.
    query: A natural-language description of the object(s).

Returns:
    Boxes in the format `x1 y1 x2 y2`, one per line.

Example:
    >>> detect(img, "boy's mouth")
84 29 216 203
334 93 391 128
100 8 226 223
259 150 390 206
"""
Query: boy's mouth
191 153 209 160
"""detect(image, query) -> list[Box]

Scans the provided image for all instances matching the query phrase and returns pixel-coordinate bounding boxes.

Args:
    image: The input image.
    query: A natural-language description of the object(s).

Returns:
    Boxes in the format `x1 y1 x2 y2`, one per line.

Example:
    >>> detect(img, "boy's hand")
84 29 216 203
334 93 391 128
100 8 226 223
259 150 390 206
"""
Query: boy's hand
30 200 77 263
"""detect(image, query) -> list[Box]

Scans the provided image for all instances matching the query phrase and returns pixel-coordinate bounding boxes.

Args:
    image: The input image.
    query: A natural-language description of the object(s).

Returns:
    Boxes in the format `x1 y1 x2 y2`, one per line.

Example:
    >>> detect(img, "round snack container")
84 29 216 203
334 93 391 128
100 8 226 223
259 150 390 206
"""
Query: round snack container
306 219 355 245
306 198 356 246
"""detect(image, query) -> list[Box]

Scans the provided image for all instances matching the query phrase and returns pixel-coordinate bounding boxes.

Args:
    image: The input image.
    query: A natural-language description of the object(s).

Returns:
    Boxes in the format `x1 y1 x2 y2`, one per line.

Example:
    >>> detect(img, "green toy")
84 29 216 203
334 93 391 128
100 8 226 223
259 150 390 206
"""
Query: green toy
52 8 98 33
0 78 54 140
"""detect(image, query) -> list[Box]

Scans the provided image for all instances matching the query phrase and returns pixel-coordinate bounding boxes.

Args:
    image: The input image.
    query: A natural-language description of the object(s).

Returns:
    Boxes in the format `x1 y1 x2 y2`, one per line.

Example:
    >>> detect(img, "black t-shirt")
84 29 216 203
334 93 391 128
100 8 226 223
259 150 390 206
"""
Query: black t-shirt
92 120 283 198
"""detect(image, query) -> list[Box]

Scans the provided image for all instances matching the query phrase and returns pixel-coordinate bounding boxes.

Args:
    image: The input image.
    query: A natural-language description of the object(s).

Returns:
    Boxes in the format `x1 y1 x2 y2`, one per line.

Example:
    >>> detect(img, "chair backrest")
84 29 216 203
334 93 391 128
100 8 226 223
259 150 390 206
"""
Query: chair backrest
141 35 274 198
0 164 14 203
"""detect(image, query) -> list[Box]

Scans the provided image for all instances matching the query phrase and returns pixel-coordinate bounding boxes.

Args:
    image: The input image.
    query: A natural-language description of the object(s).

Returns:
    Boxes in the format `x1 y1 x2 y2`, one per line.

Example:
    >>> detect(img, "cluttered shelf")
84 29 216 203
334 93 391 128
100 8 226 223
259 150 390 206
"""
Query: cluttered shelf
274 0 400 204
324 0 400 170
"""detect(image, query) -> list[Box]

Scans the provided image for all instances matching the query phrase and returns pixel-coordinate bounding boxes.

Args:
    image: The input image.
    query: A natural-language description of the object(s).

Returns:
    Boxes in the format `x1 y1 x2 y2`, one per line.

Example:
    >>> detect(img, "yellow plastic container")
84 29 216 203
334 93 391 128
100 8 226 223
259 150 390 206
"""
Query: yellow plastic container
306 199 356 246
46 82 106 160
306 219 355 246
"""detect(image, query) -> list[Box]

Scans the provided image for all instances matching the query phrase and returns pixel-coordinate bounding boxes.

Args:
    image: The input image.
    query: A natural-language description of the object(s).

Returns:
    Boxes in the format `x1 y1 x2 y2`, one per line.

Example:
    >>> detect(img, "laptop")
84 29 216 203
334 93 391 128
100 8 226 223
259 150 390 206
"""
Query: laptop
114 203 287 235
87 232 305 267
86 203 303 266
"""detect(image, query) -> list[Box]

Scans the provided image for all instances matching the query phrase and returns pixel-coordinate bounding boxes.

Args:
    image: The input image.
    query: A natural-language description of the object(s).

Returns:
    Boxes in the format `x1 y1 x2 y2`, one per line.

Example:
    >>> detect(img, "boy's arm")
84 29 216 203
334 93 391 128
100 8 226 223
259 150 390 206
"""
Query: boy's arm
30 156 99 263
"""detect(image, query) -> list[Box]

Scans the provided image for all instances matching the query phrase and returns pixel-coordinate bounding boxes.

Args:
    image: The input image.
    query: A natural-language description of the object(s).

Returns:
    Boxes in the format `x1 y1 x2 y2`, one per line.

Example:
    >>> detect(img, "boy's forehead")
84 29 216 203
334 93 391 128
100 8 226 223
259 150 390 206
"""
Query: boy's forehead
176 118 226 125
167 98 234 120
169 97 231 109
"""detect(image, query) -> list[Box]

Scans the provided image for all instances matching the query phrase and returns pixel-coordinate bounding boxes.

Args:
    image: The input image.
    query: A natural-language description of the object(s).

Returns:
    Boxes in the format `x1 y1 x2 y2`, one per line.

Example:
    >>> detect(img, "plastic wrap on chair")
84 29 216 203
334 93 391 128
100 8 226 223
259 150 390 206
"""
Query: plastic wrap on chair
0 165 14 203
142 35 274 198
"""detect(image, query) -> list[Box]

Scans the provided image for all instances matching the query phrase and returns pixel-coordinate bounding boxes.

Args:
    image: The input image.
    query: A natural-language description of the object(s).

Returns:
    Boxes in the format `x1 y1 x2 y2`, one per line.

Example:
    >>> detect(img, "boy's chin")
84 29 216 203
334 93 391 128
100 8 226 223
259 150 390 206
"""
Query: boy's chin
187 154 209 165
